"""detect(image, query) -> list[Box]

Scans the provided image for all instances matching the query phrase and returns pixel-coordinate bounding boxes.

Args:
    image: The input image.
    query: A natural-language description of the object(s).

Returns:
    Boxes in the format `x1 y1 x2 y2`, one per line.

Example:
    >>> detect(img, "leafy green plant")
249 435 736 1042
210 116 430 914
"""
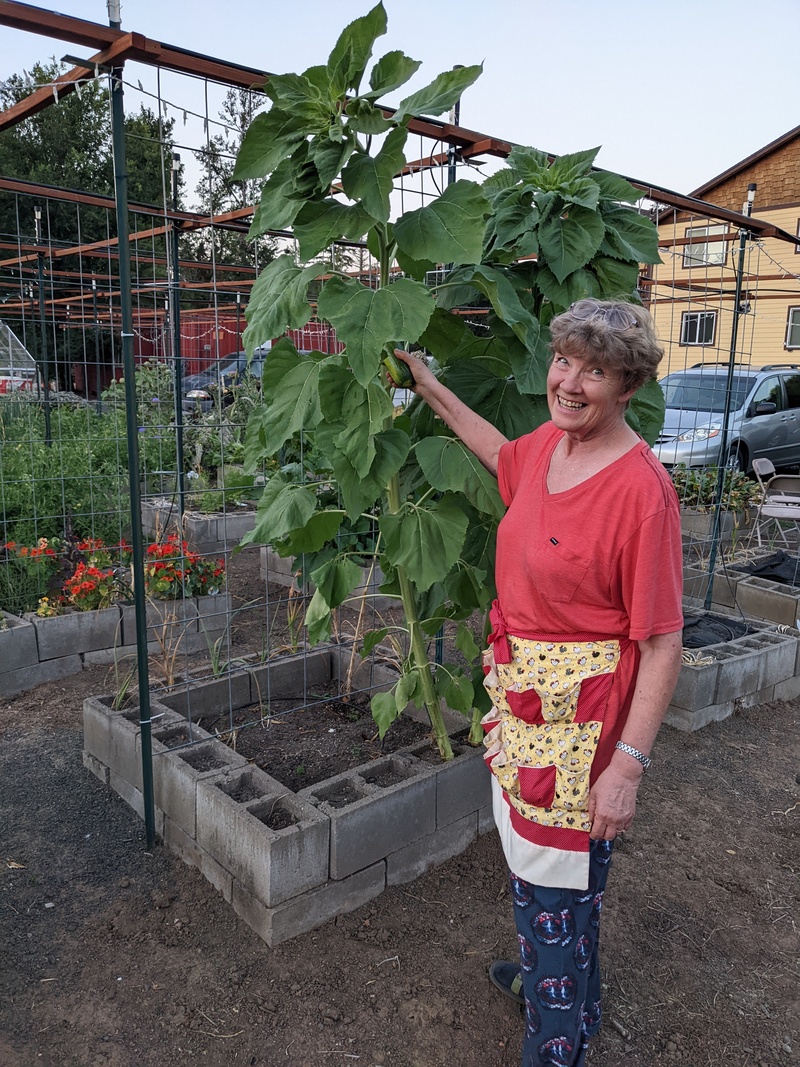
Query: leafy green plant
0 537 60 615
235 4 664 759
670 464 762 513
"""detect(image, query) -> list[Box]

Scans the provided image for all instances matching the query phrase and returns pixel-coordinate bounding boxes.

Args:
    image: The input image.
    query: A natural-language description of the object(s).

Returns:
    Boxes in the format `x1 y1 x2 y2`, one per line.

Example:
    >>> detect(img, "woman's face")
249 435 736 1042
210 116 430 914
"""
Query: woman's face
547 351 635 442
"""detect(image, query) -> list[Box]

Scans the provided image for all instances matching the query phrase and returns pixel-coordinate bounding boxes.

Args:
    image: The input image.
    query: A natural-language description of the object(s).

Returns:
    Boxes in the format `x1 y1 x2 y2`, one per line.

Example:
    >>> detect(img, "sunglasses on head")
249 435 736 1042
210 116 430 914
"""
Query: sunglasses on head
569 300 639 332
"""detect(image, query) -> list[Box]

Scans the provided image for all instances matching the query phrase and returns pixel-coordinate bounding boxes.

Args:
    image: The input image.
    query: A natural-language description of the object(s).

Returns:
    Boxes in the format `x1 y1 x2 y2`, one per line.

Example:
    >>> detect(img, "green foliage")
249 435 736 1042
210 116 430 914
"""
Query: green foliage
670 464 762 513
235 5 666 756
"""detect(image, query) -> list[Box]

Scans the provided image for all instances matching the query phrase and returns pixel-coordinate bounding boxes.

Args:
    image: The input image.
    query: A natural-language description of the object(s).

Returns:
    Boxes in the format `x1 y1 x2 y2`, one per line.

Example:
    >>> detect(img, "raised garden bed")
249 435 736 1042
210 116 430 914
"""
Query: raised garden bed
0 594 230 700
684 550 800 629
83 645 493 946
142 498 257 555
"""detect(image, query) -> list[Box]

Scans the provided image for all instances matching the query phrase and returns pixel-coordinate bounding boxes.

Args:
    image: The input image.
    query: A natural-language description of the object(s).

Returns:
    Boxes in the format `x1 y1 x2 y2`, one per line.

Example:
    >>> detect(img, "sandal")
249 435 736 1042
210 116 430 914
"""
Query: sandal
488 960 525 1006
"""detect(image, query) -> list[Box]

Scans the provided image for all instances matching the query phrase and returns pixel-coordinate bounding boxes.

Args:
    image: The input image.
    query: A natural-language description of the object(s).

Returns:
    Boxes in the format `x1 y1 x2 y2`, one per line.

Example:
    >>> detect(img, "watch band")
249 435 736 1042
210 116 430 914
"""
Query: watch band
614 740 652 771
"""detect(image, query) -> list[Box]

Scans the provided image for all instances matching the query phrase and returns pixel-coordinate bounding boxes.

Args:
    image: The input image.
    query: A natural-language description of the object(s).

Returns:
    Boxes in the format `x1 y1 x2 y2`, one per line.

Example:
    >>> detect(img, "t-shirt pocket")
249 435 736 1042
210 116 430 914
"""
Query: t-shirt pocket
534 539 591 604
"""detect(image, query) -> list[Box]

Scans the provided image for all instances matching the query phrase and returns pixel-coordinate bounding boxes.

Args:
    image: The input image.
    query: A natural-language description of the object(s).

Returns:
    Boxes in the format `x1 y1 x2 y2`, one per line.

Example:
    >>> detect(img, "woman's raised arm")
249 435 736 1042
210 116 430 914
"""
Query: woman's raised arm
392 350 508 477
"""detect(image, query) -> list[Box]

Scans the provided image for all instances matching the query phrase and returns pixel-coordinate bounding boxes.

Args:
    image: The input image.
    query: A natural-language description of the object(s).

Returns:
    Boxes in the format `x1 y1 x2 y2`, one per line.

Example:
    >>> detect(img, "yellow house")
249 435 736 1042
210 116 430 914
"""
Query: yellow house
648 126 800 376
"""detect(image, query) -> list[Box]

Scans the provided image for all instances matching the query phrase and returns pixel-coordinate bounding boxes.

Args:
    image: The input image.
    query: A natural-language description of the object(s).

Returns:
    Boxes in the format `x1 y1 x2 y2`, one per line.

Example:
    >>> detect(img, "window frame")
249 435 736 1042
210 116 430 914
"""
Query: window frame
786 307 800 350
680 310 717 347
682 223 728 268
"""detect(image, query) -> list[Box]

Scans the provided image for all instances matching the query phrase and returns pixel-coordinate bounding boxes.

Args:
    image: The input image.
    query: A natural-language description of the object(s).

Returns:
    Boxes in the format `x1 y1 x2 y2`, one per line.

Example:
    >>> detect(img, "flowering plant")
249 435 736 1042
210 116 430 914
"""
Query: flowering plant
62 561 125 611
1 538 61 615
143 534 225 599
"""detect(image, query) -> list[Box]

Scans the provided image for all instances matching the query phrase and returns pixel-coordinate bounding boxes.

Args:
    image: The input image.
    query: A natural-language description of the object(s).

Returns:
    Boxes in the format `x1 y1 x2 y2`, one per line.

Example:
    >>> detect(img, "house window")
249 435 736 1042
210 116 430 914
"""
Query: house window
680 310 717 346
786 307 800 349
795 218 800 254
682 224 728 267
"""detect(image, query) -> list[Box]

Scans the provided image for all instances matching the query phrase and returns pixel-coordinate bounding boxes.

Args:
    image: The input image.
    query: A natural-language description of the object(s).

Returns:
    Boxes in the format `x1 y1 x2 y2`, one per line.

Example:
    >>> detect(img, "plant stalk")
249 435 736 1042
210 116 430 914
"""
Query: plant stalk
385 474 454 761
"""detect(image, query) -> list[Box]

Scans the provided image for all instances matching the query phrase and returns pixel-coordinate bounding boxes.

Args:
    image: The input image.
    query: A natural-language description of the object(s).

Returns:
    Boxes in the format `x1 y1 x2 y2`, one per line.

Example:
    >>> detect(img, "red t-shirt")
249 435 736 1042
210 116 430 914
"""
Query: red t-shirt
496 422 683 642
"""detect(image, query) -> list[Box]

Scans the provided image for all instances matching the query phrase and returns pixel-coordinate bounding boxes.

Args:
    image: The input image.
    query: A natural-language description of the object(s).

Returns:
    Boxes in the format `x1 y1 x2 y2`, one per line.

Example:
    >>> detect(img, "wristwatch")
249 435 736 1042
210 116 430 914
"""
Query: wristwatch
614 740 652 772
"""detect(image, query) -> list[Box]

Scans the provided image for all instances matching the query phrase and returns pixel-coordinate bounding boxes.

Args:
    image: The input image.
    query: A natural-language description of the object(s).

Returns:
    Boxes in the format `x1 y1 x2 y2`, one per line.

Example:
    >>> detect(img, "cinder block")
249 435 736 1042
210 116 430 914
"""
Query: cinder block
109 768 145 819
27 606 123 659
774 673 800 701
161 815 233 903
82 749 110 785
663 698 735 732
231 861 386 947
84 696 179 791
478 803 496 835
249 648 333 706
159 671 251 721
434 745 491 828
196 766 329 907
713 643 766 703
671 659 720 711
0 611 38 673
736 684 775 710
387 812 477 885
736 578 800 628
0 654 82 699
303 758 436 880
151 728 248 838
260 546 301 590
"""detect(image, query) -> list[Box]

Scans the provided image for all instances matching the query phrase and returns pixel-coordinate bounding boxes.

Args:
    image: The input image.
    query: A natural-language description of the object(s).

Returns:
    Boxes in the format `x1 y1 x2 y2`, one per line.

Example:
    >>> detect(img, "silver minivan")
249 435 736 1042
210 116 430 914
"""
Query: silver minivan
653 363 800 472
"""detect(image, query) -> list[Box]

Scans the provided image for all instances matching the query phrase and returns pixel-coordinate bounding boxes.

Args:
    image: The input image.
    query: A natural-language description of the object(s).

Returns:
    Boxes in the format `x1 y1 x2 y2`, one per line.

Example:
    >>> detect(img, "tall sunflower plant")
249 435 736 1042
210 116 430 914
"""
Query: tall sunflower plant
235 3 664 760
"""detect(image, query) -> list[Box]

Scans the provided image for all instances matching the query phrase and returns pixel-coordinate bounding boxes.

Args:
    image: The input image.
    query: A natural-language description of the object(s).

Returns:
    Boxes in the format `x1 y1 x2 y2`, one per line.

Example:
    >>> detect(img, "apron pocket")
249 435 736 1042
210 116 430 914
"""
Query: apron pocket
517 764 557 808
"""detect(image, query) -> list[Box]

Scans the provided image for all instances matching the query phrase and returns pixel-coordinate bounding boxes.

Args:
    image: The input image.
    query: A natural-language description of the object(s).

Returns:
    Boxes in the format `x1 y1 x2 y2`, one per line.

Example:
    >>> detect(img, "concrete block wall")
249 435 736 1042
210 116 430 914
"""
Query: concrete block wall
664 603 800 732
82 653 495 946
1 595 230 697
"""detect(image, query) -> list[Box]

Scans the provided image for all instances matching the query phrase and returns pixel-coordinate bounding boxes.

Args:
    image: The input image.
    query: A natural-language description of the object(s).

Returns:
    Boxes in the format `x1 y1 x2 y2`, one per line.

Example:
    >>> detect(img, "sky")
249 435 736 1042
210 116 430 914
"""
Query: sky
1 0 799 202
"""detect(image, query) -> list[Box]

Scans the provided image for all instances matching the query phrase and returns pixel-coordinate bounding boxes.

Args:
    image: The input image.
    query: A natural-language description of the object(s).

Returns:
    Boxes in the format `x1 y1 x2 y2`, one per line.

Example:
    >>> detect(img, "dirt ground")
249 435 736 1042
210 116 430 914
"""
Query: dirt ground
1 549 798 1067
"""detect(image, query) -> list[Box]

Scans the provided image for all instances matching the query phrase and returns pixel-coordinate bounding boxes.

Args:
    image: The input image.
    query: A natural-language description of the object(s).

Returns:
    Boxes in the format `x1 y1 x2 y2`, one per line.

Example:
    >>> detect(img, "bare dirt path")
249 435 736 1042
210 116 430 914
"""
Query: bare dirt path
1 666 797 1067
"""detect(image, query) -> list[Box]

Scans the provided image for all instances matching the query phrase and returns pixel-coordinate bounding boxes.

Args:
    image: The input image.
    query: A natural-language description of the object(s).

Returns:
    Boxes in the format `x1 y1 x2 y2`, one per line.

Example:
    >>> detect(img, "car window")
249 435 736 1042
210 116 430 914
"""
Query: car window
783 373 800 409
750 376 783 411
661 372 757 413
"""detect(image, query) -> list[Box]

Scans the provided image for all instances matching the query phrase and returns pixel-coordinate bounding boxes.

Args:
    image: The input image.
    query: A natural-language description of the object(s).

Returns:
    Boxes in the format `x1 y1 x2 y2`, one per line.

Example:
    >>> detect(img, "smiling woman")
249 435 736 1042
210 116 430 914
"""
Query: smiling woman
392 298 683 1067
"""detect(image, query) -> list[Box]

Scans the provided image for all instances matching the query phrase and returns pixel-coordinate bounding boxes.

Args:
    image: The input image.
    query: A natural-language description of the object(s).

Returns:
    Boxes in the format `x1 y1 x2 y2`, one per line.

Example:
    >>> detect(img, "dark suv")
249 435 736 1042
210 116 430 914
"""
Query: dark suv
653 363 800 472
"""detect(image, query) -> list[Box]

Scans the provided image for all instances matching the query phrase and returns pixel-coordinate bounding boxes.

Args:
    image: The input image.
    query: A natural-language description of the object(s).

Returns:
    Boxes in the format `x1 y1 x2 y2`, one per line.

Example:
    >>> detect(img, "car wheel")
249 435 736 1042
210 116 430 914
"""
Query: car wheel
726 445 747 473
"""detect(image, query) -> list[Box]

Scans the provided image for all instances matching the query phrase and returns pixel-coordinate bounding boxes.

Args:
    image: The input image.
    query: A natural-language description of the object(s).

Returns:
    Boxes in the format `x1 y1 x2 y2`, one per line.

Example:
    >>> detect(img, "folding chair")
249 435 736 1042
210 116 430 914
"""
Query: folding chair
749 458 800 547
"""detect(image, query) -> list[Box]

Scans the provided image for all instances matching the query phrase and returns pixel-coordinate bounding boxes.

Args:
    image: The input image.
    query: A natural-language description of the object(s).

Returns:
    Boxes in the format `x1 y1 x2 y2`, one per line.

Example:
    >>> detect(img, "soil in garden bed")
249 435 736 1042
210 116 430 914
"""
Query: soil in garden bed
197 687 437 791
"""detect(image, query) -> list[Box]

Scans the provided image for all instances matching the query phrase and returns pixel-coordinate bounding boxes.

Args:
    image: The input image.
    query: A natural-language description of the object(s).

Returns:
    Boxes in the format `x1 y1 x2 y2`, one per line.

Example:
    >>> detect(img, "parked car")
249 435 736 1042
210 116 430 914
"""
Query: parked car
653 363 800 472
182 345 270 413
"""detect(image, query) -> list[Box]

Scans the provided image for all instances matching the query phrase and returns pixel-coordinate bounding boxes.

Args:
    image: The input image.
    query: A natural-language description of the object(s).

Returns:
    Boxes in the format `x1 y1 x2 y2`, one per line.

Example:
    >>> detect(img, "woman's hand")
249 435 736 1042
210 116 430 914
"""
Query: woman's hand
587 761 642 840
388 348 438 395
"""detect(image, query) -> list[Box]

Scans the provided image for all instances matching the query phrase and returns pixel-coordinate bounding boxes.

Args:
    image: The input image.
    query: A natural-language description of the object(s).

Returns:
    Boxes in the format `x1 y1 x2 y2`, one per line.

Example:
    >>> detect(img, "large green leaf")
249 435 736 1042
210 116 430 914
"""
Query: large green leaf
344 97 393 135
248 154 306 236
507 145 550 185
627 378 665 447
252 359 324 454
243 257 327 354
232 109 308 181
332 379 394 477
240 476 317 547
393 64 482 123
317 275 434 386
277 509 344 554
329 427 410 519
366 50 421 98
394 180 490 266
341 126 407 223
310 556 364 609
483 187 538 259
305 587 333 646
435 668 473 716
380 495 468 592
327 2 387 95
536 264 602 308
538 205 606 284
371 689 399 738
293 199 372 261
547 147 601 186
594 169 640 204
394 246 436 281
264 72 330 129
415 436 505 519
443 360 547 440
590 256 641 295
599 204 661 264
557 176 600 211
313 134 356 188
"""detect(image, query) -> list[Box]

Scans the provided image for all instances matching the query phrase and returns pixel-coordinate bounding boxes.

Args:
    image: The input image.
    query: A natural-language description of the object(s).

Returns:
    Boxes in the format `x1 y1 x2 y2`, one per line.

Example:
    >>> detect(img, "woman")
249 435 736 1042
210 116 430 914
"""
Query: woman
394 299 683 1067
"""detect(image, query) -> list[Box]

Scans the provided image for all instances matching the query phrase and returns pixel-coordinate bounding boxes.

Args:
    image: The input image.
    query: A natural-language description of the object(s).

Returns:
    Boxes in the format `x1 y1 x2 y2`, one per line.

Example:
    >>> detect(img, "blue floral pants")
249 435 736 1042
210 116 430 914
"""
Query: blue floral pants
510 839 614 1067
